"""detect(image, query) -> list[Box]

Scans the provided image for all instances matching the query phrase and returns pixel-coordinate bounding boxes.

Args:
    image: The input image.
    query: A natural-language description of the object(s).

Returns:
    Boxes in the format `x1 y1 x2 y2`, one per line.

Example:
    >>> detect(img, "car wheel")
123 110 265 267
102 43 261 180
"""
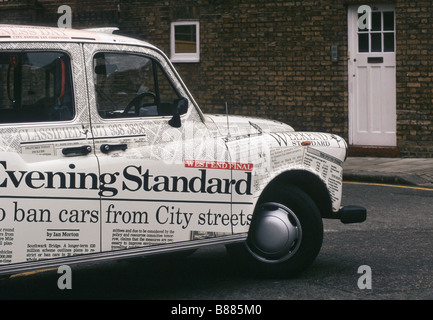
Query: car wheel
226 185 323 277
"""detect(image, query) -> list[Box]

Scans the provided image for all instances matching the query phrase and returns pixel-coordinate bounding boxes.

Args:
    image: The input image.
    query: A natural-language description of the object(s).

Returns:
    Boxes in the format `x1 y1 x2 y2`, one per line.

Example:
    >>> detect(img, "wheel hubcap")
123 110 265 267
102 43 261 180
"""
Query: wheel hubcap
247 202 302 263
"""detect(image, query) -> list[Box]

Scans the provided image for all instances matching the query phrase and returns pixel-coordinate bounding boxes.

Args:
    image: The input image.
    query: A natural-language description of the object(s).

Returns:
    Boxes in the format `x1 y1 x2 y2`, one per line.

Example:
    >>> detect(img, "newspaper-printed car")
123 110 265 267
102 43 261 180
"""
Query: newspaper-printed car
0 25 366 277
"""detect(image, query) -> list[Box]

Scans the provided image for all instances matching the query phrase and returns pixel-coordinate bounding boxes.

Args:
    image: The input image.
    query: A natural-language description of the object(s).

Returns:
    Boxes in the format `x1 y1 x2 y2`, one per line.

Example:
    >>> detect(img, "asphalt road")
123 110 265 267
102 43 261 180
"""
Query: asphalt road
1 182 432 300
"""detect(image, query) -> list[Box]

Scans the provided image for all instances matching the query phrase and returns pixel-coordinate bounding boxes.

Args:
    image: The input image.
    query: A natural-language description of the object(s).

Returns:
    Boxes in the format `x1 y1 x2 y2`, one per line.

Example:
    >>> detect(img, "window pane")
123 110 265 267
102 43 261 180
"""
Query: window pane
384 33 395 52
383 11 394 31
372 12 381 31
155 62 182 116
358 33 369 52
357 11 371 32
94 53 180 119
371 33 382 52
0 52 74 123
175 25 197 53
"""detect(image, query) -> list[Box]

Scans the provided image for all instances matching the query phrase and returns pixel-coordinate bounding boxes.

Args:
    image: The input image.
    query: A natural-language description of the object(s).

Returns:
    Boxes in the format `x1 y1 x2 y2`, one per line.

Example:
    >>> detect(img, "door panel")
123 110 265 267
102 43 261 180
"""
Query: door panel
348 4 396 146
83 44 234 252
0 44 99 270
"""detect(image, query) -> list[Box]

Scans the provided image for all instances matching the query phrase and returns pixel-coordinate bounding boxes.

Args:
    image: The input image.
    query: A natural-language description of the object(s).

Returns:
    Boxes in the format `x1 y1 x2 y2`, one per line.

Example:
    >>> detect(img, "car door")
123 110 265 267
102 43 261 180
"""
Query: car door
84 43 236 253
0 43 100 271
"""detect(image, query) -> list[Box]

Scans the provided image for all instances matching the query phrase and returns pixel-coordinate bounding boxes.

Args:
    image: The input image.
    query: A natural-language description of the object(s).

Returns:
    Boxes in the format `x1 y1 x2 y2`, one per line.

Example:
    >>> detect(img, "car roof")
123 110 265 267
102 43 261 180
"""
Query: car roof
0 24 155 48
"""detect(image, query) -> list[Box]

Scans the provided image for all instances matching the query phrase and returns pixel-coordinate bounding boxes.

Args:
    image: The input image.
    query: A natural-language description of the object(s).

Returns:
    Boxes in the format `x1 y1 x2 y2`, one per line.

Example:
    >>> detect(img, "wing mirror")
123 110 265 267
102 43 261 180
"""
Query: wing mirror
168 98 188 128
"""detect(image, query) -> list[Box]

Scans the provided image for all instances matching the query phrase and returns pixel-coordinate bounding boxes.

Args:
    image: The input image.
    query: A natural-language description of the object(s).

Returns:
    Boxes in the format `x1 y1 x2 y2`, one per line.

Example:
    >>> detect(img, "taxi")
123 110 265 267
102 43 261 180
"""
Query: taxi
0 25 366 277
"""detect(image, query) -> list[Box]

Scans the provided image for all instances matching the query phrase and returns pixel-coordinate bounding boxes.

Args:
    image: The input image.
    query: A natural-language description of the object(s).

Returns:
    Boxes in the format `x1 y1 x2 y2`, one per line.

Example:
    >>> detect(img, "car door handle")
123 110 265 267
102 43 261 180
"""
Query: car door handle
100 143 128 154
62 145 92 156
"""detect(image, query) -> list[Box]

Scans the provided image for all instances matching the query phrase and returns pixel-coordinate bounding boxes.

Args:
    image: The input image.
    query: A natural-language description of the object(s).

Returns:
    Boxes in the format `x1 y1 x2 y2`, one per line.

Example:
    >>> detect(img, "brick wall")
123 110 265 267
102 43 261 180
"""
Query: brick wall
121 1 350 139
0 0 119 27
395 1 433 157
1 0 432 157
0 0 39 24
120 0 433 157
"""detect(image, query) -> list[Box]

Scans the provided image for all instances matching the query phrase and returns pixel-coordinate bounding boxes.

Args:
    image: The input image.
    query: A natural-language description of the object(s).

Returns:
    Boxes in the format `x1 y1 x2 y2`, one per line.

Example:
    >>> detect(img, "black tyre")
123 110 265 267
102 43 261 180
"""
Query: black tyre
226 185 323 277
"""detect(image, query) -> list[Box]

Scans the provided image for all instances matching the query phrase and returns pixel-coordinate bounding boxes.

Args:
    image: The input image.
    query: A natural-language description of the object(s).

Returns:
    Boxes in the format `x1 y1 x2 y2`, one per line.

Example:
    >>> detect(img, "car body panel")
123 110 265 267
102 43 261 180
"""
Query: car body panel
0 25 362 276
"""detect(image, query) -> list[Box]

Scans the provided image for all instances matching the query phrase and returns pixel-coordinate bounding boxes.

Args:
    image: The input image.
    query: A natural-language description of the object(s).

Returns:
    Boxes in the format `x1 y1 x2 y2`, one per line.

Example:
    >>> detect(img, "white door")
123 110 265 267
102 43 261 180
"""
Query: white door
348 4 396 146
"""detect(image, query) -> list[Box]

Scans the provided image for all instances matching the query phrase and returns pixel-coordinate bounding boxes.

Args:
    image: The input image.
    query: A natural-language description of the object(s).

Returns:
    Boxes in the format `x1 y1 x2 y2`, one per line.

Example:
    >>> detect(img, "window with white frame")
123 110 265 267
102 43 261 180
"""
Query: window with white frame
170 21 200 63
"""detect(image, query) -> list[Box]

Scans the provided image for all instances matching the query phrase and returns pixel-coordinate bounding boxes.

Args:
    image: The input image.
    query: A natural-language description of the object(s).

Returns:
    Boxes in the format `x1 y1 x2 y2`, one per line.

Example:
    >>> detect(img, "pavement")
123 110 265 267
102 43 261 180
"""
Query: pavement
343 157 433 188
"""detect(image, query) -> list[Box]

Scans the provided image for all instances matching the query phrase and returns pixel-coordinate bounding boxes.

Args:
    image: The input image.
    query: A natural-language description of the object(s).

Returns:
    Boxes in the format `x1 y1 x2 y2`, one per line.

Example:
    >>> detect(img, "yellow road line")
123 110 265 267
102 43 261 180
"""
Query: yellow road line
344 181 433 192
9 268 57 278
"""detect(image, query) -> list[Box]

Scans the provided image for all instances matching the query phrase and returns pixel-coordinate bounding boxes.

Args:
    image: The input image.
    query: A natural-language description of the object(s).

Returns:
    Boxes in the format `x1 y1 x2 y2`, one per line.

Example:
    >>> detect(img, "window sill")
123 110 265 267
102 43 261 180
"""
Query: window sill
170 58 200 63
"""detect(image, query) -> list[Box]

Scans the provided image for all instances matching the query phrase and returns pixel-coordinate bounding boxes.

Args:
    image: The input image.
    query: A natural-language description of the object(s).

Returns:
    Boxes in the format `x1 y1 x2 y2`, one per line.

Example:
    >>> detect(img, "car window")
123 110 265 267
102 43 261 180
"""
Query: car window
93 52 181 119
0 51 74 123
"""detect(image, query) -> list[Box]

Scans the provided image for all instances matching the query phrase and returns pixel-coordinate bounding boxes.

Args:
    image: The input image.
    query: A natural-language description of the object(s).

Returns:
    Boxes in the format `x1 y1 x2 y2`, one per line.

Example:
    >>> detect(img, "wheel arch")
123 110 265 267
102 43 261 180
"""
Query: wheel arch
256 170 334 219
